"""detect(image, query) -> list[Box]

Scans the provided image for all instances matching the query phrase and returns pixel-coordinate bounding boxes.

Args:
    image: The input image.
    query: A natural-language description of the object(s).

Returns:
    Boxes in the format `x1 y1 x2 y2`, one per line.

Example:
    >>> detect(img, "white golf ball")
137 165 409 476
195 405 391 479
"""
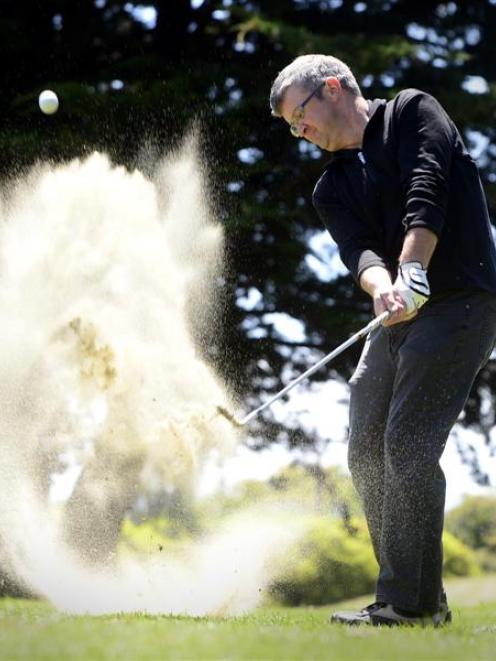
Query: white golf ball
38 90 59 115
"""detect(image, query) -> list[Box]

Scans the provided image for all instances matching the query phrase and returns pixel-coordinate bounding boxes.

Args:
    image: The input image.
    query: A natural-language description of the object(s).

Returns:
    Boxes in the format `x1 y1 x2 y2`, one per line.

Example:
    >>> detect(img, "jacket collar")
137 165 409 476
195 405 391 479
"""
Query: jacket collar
367 97 387 120
324 97 386 167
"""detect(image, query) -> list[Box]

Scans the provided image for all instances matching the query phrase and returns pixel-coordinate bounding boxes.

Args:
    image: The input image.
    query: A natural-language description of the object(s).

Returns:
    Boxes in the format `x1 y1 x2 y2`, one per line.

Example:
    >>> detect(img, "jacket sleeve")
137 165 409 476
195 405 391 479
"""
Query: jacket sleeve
312 183 388 284
393 90 455 236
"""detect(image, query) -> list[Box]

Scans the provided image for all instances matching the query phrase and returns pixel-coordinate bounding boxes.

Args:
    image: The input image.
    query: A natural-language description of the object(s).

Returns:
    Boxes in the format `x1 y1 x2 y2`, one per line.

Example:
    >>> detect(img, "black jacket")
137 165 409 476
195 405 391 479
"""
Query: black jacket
312 88 496 295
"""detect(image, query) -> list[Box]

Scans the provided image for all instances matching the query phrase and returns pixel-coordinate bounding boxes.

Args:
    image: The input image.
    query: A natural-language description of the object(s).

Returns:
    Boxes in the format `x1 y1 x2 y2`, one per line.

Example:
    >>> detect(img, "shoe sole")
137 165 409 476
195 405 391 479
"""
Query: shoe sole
330 615 371 626
372 610 453 628
371 615 417 627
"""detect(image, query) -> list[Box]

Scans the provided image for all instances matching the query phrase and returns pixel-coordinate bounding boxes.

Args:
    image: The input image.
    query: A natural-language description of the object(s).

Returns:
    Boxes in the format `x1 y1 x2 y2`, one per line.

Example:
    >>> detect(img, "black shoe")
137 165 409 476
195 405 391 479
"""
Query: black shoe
371 602 452 628
330 602 387 626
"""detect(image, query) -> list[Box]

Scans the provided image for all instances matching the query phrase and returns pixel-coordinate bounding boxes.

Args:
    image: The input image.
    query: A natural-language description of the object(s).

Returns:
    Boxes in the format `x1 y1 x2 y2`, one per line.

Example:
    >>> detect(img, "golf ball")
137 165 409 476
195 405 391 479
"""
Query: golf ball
38 90 59 115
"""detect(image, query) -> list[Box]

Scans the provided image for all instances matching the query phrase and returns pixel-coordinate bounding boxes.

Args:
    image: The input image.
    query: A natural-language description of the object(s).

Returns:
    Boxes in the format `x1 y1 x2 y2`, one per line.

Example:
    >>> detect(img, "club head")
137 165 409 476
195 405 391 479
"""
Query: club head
216 405 243 428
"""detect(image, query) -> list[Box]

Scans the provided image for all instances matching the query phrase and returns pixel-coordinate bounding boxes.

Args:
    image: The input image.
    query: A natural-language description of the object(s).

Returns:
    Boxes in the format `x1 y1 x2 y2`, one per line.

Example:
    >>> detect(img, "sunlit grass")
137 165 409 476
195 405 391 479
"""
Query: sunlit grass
1 577 496 660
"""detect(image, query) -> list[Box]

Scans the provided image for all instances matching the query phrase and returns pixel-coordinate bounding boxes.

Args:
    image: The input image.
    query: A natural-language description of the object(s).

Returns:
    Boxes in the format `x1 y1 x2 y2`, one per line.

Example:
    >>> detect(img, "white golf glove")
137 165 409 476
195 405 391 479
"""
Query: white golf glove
393 261 430 314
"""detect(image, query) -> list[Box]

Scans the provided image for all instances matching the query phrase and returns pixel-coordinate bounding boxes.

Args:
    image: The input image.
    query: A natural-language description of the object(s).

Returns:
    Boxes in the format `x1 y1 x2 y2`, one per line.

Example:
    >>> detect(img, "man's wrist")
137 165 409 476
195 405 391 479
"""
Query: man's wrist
359 266 393 298
399 259 425 270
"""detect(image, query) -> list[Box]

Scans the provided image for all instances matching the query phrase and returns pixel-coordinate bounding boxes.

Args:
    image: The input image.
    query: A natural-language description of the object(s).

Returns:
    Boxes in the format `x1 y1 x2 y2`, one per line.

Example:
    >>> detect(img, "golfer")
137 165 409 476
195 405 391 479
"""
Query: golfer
270 54 496 626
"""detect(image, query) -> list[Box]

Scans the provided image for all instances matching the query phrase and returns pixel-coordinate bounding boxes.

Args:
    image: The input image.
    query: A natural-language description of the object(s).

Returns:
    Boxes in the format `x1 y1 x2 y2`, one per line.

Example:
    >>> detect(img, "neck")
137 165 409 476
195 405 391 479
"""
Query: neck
346 96 369 149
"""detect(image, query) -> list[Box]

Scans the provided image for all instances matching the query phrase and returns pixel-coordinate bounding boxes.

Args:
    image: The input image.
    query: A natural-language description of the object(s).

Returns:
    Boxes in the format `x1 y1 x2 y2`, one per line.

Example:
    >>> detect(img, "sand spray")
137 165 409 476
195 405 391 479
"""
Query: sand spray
0 140 303 615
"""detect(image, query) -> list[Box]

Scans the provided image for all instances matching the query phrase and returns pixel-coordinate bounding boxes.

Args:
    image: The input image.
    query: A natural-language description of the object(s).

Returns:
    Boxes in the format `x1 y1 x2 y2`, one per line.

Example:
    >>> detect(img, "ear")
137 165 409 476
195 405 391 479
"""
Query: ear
324 77 342 97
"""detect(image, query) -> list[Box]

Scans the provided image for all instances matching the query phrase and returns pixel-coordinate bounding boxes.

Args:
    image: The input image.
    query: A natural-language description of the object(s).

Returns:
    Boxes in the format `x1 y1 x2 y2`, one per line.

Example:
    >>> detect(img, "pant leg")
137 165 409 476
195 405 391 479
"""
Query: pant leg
348 325 396 562
376 290 496 612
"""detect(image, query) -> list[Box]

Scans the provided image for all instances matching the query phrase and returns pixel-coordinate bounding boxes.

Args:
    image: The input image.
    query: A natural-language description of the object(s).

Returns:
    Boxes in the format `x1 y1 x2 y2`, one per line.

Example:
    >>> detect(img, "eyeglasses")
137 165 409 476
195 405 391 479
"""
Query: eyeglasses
289 82 325 137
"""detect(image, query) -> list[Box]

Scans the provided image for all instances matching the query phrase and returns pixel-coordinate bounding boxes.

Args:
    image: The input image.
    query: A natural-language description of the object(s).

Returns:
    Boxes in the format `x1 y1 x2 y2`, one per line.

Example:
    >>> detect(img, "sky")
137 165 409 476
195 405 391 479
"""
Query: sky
220 227 496 512
49 229 496 512
52 376 495 512
197 376 496 511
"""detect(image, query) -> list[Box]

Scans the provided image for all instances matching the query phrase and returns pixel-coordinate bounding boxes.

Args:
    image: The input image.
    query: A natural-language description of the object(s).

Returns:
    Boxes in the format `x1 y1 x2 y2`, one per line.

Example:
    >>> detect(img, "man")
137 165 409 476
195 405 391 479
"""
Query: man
269 54 496 627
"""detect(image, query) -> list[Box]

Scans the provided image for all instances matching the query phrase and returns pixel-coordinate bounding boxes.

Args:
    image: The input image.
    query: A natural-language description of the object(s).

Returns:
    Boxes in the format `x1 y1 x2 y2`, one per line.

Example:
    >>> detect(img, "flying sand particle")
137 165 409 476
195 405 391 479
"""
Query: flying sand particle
0 139 304 616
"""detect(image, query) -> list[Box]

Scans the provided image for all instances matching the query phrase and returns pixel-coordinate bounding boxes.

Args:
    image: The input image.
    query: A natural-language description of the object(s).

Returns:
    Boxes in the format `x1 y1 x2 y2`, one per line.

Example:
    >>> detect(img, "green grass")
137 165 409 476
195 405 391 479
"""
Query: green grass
1 577 496 660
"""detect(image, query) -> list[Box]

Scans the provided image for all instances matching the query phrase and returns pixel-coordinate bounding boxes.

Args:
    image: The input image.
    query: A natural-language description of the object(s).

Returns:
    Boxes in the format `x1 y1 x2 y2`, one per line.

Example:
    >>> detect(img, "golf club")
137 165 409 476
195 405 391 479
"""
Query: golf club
218 309 390 427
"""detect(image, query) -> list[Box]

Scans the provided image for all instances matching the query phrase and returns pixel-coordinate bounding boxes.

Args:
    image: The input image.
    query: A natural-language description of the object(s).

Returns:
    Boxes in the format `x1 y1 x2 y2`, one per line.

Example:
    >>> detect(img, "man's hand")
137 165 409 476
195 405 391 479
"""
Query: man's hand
393 261 430 315
359 262 430 326
375 262 430 326
373 286 416 326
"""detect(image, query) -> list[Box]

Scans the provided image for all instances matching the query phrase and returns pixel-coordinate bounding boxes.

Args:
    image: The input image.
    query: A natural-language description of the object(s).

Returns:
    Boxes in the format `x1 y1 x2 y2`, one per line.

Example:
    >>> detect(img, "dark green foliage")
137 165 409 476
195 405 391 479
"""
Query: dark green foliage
442 531 482 578
117 467 483 607
446 495 496 572
269 516 378 606
268 518 480 606
446 495 496 551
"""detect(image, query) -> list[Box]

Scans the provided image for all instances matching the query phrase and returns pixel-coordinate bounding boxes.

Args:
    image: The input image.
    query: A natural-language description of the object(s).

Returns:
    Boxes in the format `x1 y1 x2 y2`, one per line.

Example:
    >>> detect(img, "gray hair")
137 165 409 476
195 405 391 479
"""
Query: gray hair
269 54 362 117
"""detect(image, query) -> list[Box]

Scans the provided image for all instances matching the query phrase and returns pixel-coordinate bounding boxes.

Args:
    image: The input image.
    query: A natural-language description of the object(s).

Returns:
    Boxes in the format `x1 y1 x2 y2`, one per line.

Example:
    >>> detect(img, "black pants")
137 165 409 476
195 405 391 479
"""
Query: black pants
348 290 496 613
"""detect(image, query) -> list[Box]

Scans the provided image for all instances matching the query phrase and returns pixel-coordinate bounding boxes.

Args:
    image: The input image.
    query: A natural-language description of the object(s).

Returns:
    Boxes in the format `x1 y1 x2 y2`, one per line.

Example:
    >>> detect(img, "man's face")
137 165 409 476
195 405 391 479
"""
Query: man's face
280 78 350 152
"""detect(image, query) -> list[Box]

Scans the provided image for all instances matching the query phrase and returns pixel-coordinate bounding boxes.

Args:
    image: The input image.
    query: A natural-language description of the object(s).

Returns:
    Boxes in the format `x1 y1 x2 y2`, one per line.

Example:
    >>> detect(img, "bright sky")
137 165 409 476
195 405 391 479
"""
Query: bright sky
198 376 496 511
51 228 496 511
226 227 496 511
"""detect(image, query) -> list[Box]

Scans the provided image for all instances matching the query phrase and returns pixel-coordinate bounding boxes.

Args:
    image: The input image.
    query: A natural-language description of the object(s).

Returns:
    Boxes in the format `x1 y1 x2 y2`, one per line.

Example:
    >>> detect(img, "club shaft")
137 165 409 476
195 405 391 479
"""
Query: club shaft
240 311 389 425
